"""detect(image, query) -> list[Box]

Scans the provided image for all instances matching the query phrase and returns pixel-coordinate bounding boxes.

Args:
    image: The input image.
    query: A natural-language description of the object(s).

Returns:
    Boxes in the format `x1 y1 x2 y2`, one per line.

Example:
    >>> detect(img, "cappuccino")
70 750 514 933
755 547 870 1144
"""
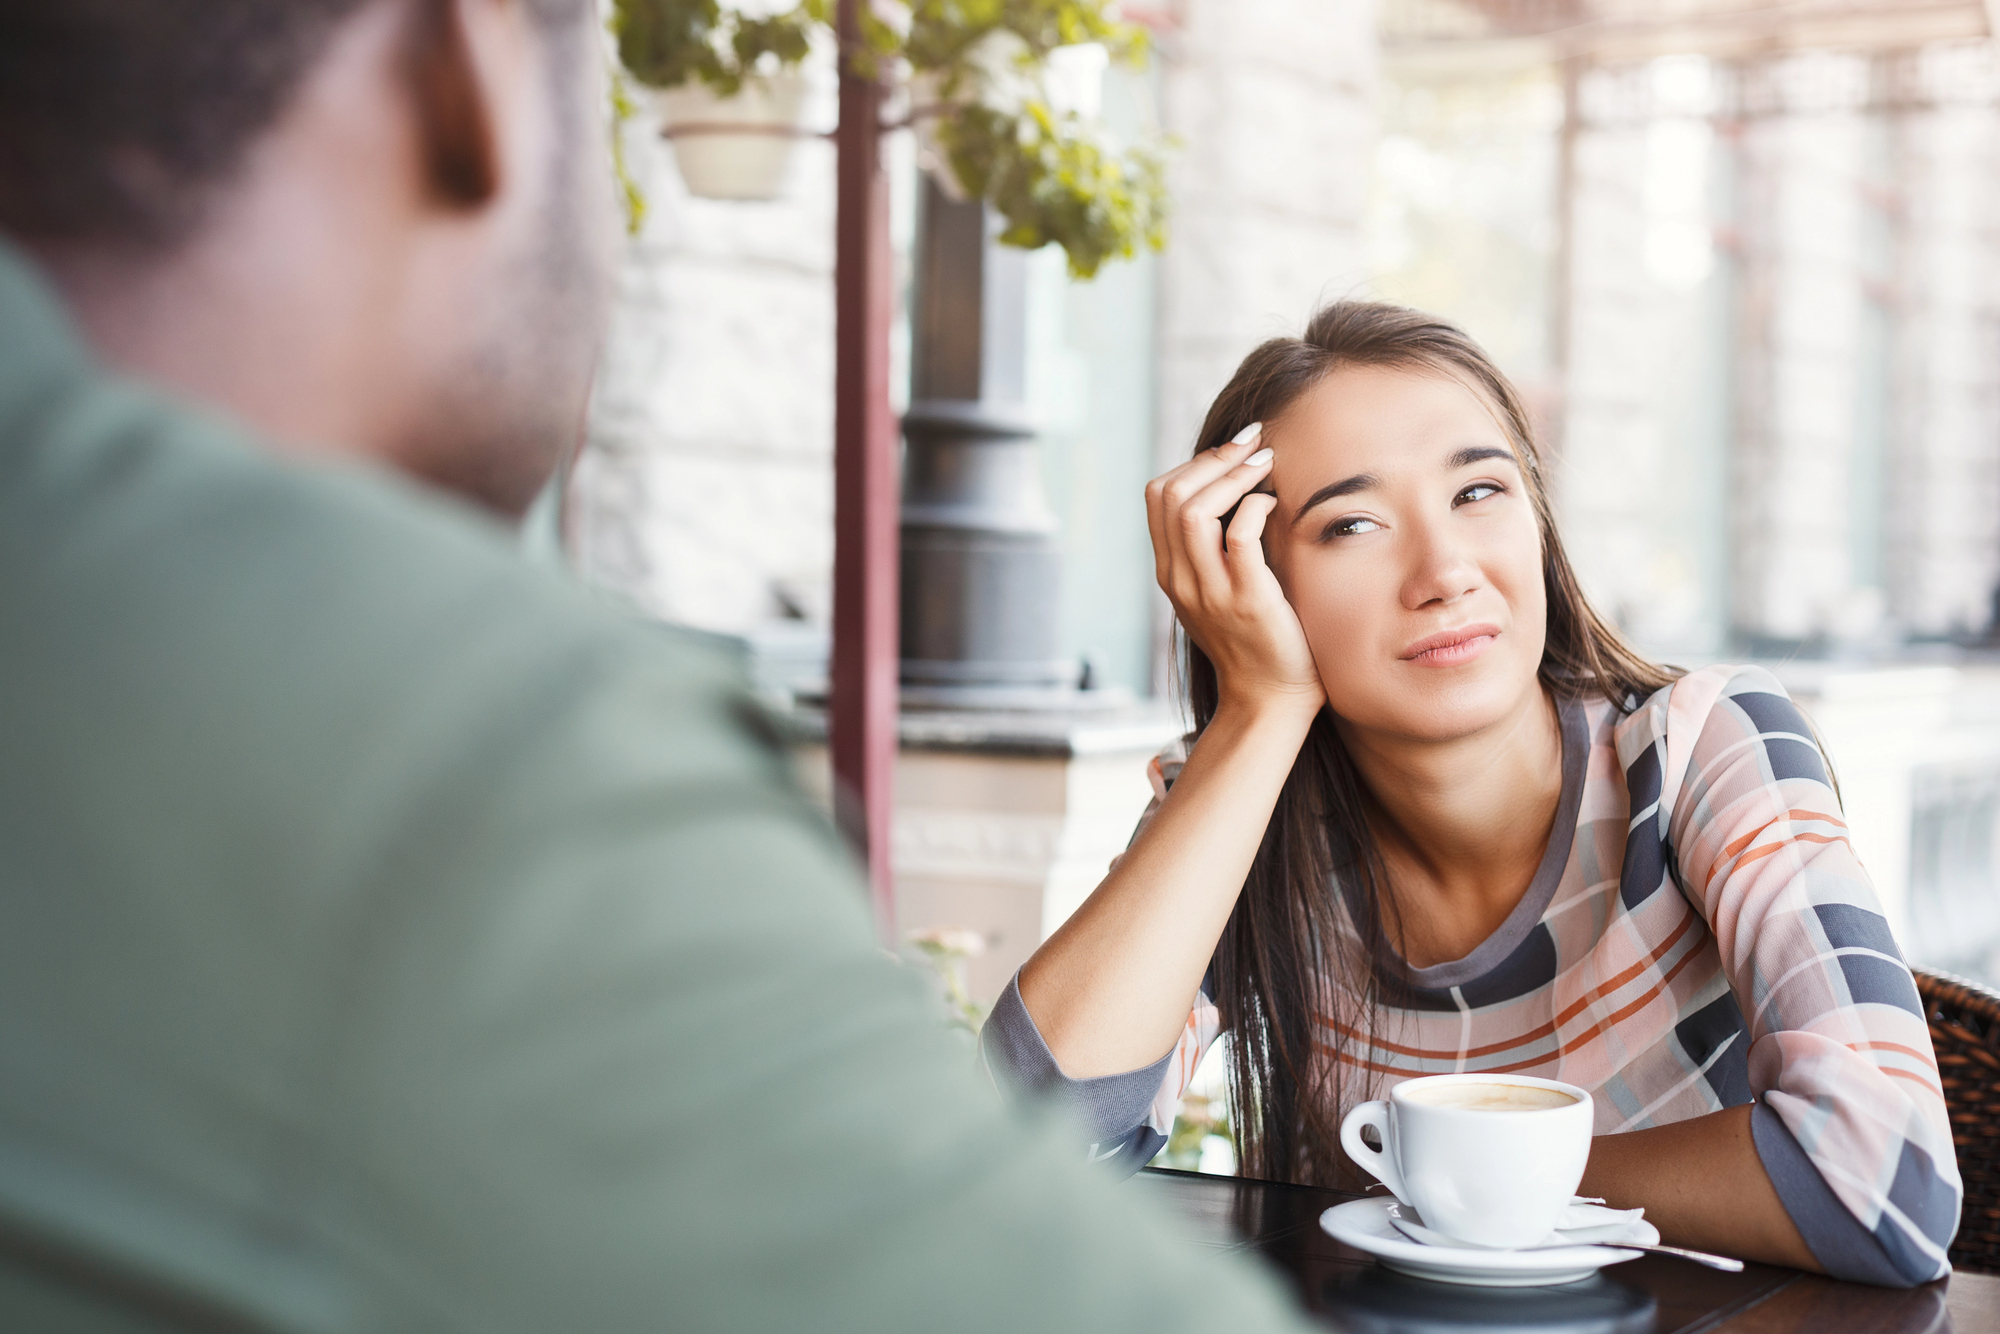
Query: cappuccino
1401 1081 1579 1112
1343 1072 1595 1247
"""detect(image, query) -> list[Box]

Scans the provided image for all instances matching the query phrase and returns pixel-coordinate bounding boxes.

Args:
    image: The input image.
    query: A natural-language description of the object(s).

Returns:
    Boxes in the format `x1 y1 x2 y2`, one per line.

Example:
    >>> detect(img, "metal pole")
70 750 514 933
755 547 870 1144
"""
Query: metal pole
832 0 898 945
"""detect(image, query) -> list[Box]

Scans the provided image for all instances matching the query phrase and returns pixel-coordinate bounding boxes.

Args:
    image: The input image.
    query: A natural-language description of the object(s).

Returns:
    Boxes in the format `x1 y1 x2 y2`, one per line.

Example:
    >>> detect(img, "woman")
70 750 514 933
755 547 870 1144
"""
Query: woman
981 302 1961 1286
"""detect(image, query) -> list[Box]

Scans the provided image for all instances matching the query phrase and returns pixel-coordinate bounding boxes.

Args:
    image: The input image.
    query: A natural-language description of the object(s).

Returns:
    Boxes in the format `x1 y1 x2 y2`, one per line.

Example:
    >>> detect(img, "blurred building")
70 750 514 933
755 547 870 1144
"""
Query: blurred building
567 0 2000 991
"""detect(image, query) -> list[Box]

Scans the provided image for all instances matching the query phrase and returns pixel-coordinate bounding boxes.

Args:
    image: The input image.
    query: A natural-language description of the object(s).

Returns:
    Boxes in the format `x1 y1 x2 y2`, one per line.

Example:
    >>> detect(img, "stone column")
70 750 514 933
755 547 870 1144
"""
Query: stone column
1537 57 1740 654
1559 77 1675 638
900 180 1077 704
1887 85 2000 639
1728 56 1873 644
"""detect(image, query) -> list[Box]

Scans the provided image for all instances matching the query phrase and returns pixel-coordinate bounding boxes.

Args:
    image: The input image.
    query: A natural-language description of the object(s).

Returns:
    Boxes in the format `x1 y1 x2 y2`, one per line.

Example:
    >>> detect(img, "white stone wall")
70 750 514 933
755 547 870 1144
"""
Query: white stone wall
1153 0 1381 472
567 69 844 632
793 737 1173 1003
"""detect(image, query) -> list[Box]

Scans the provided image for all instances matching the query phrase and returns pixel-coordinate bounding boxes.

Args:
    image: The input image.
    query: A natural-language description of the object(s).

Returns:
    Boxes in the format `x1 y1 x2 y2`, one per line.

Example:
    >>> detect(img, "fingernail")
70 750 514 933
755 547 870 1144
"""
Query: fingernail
1244 447 1274 468
1232 421 1264 446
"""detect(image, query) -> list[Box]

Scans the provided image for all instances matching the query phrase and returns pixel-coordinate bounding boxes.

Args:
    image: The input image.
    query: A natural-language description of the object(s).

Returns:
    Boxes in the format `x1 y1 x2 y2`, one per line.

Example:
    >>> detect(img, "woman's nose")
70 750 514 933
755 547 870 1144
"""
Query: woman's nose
1400 520 1482 610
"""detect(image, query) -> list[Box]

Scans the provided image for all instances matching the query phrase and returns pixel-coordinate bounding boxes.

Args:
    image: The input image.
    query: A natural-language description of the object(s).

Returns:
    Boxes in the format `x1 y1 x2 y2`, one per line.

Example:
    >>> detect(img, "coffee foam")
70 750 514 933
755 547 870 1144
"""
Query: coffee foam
1401 1082 1579 1112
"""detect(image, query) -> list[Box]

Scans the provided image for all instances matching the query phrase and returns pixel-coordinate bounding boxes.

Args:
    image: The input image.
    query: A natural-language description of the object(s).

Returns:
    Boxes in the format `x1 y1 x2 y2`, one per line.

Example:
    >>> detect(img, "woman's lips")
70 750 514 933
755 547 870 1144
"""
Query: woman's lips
1401 624 1501 666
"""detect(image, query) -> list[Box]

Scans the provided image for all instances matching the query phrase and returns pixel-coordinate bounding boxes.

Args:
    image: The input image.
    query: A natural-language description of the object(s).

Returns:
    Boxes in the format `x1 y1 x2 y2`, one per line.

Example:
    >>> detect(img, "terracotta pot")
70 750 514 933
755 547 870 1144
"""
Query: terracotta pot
657 70 811 201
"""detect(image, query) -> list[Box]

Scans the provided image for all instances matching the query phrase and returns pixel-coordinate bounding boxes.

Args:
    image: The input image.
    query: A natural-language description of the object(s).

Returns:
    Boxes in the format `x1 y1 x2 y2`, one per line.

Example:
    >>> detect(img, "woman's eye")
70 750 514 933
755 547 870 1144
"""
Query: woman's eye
1455 482 1503 507
1326 515 1382 538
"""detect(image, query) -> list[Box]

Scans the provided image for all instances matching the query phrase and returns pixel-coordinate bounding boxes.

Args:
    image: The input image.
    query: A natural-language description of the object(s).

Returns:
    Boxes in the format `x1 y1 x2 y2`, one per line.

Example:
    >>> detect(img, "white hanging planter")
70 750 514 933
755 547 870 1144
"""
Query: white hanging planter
657 70 812 201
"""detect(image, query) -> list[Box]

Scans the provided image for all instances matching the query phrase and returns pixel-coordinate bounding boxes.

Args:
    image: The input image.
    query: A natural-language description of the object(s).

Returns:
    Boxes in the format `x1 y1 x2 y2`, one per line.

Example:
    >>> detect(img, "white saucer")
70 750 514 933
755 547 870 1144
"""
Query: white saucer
1319 1198 1655 1288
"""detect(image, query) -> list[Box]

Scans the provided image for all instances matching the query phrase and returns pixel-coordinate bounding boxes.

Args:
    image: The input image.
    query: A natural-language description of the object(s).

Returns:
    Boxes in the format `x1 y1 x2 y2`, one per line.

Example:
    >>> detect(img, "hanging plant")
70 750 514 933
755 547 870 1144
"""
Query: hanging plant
615 0 828 96
610 0 1171 279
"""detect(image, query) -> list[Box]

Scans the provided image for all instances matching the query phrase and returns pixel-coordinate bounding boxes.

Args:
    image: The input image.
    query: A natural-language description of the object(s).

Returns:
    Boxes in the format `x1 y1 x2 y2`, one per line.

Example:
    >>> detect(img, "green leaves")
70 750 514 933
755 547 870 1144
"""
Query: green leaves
614 0 721 92
613 0 823 97
937 101 1168 279
610 0 1171 278
608 63 649 236
903 0 1144 74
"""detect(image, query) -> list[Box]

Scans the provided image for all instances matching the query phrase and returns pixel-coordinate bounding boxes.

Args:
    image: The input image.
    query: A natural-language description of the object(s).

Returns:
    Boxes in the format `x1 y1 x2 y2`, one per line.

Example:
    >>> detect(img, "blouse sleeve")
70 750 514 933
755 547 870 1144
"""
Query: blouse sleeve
979 741 1225 1173
1663 666 1961 1285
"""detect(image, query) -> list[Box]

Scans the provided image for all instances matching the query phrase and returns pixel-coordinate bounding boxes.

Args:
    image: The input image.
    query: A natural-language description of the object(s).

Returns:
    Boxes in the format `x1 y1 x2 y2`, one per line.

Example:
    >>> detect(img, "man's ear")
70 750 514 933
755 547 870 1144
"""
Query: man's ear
402 0 498 206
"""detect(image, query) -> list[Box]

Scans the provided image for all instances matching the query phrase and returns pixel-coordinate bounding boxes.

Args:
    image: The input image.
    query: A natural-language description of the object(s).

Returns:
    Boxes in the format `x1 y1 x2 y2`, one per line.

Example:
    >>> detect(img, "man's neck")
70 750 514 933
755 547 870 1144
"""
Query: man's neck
34 221 411 464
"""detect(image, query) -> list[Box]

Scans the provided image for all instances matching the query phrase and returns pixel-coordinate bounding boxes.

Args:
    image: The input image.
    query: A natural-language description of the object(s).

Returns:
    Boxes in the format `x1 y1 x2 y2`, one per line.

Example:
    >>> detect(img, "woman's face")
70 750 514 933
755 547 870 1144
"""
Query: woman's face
1263 365 1548 744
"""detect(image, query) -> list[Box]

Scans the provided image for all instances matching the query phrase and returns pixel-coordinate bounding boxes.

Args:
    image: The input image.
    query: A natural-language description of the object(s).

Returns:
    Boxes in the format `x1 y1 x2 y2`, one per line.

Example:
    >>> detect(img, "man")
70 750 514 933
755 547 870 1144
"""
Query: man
0 2 1316 1331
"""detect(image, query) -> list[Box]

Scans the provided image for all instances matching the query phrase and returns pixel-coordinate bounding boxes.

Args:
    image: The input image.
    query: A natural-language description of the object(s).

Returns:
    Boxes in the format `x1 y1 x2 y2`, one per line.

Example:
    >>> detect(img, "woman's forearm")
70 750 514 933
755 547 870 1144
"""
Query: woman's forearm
1016 696 1319 1078
1581 1103 1819 1272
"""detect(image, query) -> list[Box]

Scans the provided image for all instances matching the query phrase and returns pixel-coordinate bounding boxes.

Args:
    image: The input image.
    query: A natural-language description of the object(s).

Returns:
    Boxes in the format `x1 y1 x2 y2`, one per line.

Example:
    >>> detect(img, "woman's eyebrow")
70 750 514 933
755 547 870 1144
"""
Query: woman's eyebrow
1448 444 1517 469
1289 471 1379 528
1285 446 1516 528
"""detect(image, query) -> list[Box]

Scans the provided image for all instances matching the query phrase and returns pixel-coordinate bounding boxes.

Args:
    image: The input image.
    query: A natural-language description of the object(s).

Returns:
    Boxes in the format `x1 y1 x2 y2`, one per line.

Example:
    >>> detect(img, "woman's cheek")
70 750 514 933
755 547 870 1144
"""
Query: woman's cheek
1479 518 1544 613
1500 550 1550 666
1294 581 1376 679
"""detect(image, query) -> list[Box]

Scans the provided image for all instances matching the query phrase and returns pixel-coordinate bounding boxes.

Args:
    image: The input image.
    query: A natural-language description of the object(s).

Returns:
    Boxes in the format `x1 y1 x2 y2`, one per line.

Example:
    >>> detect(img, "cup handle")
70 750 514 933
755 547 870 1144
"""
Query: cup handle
1340 1099 1408 1203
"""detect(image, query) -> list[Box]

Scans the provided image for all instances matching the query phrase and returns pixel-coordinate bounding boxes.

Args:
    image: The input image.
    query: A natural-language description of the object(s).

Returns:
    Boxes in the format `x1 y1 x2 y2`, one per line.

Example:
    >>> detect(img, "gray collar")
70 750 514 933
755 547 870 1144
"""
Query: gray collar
1350 691 1589 991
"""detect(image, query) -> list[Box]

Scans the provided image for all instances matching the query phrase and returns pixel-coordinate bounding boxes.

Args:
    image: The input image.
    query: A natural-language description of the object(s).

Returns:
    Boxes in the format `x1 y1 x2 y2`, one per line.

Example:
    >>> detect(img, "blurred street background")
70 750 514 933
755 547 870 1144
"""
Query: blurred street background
566 0 2000 1007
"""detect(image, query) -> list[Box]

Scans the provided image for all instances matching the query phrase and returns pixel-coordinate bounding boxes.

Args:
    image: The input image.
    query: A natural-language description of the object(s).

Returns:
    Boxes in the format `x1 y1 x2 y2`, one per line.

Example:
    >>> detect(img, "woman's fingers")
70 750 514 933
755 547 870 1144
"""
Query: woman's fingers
1223 491 1279 584
1174 444 1276 597
1156 424 1265 526
1147 422 1266 591
1146 426 1320 711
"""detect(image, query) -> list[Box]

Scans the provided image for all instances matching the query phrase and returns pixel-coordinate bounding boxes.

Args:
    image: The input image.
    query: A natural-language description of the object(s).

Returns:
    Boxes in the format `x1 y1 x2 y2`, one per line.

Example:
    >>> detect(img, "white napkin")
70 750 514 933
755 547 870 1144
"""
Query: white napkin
1550 1200 1656 1247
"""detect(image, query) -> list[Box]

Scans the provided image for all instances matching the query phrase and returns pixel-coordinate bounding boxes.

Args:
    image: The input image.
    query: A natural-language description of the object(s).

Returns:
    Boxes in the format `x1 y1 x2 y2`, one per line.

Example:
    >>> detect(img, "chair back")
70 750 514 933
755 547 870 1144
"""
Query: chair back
1916 965 2000 1275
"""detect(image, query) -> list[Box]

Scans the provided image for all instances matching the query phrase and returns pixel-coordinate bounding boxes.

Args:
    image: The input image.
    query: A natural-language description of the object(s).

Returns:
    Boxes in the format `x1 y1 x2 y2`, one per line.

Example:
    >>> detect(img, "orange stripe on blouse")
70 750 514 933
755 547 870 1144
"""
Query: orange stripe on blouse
1848 1040 1942 1066
1705 831 1849 897
1878 1065 1946 1096
1316 932 1709 1074
1719 810 1849 862
1310 910 1701 1064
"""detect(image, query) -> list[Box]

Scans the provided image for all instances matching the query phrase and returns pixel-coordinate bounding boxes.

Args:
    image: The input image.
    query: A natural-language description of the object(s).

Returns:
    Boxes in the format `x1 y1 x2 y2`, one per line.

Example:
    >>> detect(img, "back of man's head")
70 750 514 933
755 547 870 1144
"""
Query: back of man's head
0 3 375 251
0 0 617 516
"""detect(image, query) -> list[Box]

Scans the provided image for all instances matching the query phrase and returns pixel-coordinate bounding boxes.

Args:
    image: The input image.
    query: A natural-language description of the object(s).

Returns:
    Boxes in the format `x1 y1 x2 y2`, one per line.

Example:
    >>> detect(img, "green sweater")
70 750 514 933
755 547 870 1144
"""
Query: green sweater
0 245 1308 1333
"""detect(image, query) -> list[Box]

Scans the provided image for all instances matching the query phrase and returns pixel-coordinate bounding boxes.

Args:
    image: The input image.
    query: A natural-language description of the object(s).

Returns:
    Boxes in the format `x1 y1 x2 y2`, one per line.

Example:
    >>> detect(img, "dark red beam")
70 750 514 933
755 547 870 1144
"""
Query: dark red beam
831 0 899 945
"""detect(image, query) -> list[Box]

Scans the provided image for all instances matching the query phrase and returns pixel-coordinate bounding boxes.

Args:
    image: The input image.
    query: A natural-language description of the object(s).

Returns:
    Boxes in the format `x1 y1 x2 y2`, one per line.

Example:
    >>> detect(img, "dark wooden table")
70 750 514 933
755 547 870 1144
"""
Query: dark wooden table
1136 1167 2000 1332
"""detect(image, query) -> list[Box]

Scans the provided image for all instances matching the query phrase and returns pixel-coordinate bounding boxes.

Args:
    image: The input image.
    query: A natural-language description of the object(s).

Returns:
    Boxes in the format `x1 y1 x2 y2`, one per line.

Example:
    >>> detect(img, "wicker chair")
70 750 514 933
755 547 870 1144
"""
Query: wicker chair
1916 966 2000 1275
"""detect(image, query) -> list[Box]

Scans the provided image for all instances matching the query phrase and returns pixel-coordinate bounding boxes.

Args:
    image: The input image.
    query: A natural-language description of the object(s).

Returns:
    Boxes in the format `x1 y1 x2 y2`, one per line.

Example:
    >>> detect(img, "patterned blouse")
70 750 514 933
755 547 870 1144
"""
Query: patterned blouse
982 665 1962 1286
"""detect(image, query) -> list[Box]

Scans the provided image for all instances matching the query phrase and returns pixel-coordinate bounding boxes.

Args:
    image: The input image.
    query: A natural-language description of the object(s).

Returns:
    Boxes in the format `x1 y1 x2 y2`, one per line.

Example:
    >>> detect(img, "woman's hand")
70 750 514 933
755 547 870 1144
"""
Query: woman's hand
1146 423 1325 719
1022 424 1327 1077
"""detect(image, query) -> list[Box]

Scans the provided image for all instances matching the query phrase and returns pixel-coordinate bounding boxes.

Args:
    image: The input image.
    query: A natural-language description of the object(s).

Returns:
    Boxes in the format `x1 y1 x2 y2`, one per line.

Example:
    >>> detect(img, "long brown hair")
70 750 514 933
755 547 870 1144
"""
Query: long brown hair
1185 302 1678 1185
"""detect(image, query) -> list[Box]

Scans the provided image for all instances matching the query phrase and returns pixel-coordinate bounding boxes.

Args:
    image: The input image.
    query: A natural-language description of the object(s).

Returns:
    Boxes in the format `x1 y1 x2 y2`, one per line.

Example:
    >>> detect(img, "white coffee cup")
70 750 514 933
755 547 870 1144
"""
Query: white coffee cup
1339 1072 1594 1250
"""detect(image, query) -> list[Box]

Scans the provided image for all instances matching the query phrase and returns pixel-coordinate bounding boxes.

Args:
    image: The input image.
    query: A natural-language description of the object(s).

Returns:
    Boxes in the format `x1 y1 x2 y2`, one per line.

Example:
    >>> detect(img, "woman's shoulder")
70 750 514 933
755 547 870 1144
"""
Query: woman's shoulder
1612 662 1793 756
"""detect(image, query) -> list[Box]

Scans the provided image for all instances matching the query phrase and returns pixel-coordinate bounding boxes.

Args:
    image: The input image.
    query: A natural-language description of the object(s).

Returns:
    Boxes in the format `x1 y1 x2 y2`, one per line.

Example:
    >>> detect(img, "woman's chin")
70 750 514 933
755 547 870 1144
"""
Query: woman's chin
1329 658 1544 744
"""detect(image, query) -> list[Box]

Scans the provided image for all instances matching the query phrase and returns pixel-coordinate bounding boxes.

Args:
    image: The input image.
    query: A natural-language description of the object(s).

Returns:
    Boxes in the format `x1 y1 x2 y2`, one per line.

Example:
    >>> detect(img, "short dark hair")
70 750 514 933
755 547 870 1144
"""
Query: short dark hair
0 0 588 251
0 2 373 247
